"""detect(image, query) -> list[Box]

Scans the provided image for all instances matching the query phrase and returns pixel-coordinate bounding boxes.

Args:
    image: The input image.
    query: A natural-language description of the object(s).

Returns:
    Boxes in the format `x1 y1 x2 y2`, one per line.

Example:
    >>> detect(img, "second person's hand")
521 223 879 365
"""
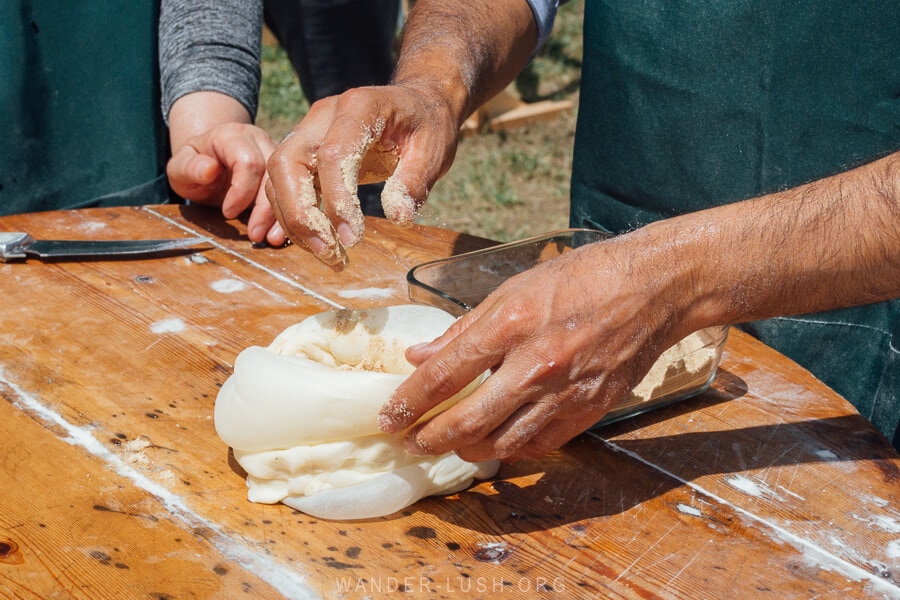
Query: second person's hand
167 91 286 247
167 122 285 246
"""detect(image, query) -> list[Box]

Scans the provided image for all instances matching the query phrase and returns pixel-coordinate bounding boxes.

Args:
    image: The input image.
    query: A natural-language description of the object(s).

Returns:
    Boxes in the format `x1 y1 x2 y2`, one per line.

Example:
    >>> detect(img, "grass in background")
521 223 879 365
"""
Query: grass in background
257 0 584 242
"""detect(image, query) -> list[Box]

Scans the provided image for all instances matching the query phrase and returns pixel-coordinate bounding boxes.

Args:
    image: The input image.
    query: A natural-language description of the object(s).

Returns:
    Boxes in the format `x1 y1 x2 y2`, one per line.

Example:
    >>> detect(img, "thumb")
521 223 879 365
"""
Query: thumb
190 154 222 185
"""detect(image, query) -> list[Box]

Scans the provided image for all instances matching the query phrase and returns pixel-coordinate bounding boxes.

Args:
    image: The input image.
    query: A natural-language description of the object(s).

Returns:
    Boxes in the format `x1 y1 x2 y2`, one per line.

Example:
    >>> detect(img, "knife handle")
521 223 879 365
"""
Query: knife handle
0 232 34 262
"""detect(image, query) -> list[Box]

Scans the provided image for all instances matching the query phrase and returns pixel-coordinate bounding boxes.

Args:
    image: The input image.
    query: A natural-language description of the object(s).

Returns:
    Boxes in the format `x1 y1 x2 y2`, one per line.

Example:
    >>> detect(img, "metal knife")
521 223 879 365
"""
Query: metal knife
0 232 210 262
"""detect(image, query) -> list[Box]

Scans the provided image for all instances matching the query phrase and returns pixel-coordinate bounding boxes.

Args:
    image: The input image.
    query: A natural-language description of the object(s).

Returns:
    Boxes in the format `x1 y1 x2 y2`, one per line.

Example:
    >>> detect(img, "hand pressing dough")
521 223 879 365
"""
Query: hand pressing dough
215 304 499 520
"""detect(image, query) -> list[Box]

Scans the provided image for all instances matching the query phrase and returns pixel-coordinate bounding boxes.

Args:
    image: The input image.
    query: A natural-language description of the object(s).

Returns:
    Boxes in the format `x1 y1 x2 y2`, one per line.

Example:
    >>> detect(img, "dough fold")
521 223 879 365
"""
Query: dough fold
215 305 499 520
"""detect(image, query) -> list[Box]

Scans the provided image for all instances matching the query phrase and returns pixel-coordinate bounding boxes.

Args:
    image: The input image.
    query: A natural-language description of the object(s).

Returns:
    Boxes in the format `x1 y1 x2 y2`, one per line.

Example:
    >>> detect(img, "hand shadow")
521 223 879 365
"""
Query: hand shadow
177 203 290 251
415 366 895 534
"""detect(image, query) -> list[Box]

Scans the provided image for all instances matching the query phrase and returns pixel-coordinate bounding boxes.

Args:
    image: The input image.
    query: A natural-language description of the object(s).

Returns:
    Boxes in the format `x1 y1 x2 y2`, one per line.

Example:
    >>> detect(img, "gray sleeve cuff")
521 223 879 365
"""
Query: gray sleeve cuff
159 0 263 124
524 0 561 56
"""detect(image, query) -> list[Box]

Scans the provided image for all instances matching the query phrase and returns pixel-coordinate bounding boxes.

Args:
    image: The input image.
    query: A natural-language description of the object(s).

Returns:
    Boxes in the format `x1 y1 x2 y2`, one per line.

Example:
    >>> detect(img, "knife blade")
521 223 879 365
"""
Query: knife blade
0 232 210 262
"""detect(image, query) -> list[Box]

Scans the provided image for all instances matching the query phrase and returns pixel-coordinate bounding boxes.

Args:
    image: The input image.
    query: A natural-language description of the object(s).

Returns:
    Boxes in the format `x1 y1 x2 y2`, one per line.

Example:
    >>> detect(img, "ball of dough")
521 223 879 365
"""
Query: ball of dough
215 304 499 520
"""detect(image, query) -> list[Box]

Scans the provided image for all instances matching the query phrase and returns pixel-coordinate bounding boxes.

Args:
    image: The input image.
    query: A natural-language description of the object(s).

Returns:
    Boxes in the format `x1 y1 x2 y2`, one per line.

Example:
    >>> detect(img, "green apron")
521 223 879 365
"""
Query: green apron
570 1 900 449
0 1 170 215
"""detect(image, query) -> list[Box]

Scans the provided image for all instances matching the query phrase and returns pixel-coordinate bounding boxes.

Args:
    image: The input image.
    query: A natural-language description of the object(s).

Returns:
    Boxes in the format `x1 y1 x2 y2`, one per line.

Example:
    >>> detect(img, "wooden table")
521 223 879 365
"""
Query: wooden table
1 205 897 599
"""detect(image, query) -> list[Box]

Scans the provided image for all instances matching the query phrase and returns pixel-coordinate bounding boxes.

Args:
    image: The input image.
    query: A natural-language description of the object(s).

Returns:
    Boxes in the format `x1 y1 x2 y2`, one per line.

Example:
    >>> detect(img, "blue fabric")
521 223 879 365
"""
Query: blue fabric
524 0 561 55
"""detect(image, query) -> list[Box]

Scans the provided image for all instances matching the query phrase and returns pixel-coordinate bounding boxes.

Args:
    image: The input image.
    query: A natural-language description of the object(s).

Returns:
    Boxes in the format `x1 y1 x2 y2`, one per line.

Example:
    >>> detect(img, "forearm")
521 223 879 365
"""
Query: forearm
640 151 900 337
159 0 262 124
392 0 537 127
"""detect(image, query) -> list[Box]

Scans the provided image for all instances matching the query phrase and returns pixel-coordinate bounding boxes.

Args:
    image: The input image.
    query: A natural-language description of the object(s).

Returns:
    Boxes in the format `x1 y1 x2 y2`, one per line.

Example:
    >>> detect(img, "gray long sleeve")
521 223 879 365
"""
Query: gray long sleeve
159 0 263 124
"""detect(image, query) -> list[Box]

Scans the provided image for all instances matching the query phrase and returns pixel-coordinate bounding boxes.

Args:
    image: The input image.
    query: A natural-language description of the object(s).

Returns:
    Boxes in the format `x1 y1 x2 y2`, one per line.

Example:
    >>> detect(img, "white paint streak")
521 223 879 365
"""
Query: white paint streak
150 318 186 334
677 503 702 517
815 449 839 460
777 485 806 501
80 221 107 233
336 287 394 300
725 475 763 497
852 514 900 534
590 431 900 598
887 541 900 559
0 368 319 599
211 279 248 293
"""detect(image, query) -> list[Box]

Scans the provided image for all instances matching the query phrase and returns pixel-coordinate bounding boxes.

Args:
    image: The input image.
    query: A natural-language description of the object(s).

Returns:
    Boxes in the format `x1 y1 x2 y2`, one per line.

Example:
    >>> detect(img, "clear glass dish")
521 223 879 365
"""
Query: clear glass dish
407 229 729 426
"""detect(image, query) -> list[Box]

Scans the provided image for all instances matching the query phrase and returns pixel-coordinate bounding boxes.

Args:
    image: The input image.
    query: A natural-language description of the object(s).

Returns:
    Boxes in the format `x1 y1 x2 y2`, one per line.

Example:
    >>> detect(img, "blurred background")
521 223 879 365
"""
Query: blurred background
256 0 584 242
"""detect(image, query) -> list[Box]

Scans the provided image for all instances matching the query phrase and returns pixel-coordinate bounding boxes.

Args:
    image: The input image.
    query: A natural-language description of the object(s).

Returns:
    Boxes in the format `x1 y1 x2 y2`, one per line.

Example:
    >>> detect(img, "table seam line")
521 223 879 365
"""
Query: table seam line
143 207 345 310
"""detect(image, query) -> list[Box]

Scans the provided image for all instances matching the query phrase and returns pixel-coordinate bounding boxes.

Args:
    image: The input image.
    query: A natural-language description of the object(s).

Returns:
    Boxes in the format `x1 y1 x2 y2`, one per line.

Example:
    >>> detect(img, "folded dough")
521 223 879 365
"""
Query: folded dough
215 304 499 520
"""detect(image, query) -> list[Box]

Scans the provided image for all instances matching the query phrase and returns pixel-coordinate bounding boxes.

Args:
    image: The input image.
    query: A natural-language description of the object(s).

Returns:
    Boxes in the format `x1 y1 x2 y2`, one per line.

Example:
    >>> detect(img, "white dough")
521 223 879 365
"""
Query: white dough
215 305 499 520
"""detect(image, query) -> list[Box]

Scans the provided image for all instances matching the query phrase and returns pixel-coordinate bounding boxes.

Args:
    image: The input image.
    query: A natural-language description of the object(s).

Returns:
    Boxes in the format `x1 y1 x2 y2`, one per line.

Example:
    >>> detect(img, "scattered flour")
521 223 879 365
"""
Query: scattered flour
677 503 703 517
726 475 763 497
337 287 394 300
814 449 839 460
150 318 186 334
887 540 900 559
211 279 247 293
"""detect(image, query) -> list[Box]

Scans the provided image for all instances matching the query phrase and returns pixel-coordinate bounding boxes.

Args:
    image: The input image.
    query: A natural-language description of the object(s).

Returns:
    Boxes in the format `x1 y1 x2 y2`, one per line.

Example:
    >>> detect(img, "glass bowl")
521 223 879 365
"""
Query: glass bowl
407 229 728 426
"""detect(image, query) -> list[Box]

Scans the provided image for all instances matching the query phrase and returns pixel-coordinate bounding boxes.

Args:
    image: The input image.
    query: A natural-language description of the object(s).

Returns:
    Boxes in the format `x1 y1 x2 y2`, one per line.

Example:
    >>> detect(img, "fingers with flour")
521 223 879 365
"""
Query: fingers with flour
266 103 349 269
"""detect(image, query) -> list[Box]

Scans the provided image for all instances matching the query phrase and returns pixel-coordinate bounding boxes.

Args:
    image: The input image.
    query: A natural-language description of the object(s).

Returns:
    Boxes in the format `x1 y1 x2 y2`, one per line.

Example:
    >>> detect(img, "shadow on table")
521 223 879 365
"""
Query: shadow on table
177 202 277 247
420 367 897 534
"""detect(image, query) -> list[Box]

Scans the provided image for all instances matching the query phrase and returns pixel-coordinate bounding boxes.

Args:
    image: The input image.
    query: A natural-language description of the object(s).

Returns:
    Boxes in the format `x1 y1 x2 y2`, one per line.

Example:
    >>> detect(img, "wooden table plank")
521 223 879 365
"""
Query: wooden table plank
597 331 900 591
0 383 296 598
1 206 897 599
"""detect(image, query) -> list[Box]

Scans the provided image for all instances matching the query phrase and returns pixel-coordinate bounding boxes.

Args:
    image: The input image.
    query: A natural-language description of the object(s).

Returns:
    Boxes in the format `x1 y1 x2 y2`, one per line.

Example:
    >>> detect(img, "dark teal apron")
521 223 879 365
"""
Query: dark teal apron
0 2 170 215
570 1 900 449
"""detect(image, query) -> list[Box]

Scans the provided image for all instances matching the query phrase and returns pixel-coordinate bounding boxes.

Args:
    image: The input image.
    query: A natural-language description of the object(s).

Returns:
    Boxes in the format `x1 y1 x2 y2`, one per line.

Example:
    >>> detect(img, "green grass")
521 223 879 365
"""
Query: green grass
257 0 584 242
256 44 308 140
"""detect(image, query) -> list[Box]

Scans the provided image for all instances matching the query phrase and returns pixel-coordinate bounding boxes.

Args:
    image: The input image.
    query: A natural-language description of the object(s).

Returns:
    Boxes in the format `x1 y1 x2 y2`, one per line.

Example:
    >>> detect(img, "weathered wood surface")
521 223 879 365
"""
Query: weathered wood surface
0 205 897 599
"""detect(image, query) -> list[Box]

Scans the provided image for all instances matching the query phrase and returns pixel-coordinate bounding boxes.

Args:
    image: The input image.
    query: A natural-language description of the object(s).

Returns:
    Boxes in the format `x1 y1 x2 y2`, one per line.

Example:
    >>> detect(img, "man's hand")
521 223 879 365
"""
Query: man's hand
265 84 461 270
376 150 900 463
378 231 694 463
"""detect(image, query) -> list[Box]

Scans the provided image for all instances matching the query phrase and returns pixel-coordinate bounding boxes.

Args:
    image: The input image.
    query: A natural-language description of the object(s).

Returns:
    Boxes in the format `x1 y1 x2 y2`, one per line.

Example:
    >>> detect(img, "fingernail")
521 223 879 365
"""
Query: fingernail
306 236 326 254
249 225 266 242
407 342 429 353
376 413 394 432
404 435 427 456
269 222 285 244
337 222 356 247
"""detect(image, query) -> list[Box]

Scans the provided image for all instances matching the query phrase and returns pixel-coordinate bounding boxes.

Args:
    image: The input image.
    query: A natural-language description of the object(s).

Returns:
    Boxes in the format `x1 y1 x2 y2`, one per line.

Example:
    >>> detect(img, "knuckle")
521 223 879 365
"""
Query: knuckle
336 87 371 110
266 148 290 173
445 413 488 443
233 150 265 174
493 437 526 461
491 303 537 343
315 140 344 165
421 359 462 400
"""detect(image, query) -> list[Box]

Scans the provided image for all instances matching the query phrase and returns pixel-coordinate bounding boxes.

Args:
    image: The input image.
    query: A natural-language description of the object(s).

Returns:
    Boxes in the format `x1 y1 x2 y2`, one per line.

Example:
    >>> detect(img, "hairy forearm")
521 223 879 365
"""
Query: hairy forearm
393 0 537 127
633 151 900 337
